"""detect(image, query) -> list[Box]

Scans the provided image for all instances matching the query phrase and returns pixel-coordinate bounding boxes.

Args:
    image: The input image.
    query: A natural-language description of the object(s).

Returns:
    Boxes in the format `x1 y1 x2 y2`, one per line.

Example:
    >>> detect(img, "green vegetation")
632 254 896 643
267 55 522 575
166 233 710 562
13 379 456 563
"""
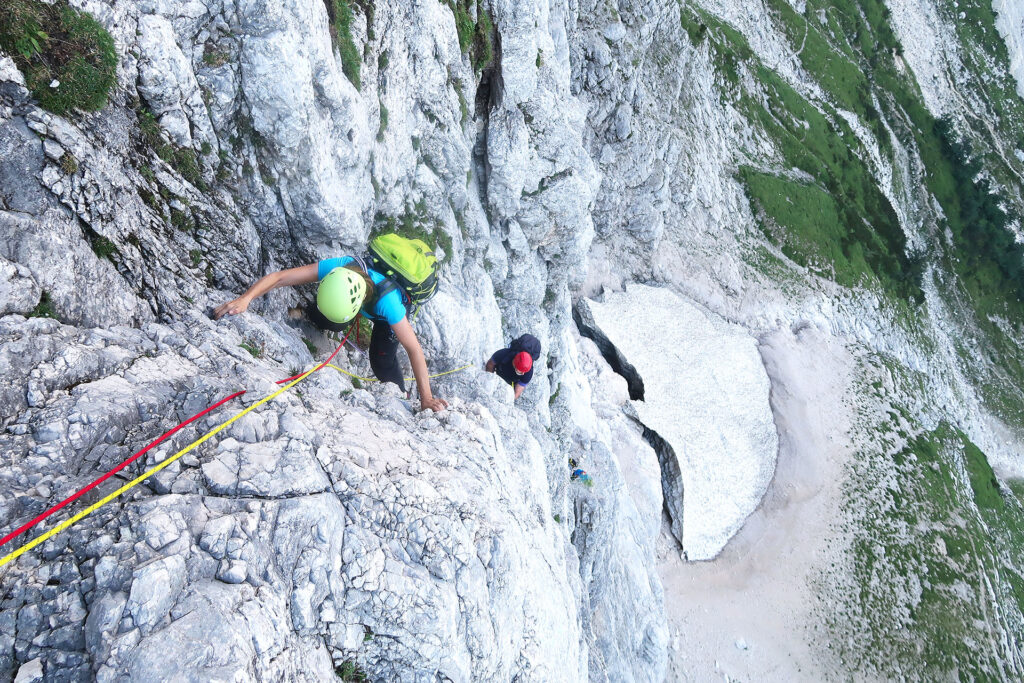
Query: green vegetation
941 0 1024 144
553 513 561 523
739 65 917 299
826 354 1024 678
836 417 1024 678
762 0 887 147
473 6 494 73
202 45 230 68
335 660 367 682
933 120 1023 297
137 108 208 190
302 336 317 355
450 1 494 72
454 2 474 51
376 102 388 142
0 0 117 115
814 0 1024 421
679 4 920 302
457 85 469 126
27 291 57 319
88 232 117 260
189 249 202 267
239 340 262 358
170 207 194 231
377 49 388 72
60 152 78 175
330 0 361 89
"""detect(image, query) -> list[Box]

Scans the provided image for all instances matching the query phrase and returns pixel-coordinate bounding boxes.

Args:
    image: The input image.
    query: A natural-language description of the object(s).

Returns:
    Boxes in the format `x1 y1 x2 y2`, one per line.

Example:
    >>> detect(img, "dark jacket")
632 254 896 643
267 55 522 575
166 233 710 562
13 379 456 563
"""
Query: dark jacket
489 334 541 387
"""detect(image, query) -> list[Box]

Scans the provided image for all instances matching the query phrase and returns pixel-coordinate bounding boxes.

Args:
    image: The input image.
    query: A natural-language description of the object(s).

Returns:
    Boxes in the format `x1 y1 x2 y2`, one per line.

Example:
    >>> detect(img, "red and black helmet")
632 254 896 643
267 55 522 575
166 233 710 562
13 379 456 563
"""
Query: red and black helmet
513 351 532 374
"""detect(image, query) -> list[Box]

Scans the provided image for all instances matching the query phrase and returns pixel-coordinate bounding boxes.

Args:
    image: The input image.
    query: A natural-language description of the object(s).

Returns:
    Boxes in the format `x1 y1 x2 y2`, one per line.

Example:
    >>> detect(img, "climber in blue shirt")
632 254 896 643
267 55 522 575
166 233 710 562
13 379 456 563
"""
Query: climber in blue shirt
213 256 448 412
486 334 540 400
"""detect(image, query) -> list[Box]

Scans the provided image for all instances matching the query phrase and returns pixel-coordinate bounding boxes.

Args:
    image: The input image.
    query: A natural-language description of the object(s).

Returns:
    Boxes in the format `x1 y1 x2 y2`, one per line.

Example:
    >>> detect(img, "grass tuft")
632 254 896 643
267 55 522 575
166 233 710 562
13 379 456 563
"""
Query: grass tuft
335 660 367 682
239 339 263 358
137 107 208 190
330 0 361 90
0 0 118 115
60 151 78 175
451 1 494 72
28 290 58 319
88 232 117 260
377 102 388 142
170 207 194 232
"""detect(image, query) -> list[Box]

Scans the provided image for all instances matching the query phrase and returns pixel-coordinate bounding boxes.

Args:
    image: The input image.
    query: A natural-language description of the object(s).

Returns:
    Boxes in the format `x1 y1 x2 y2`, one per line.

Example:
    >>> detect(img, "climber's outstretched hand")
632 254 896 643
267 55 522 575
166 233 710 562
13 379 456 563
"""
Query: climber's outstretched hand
214 295 251 319
420 396 449 413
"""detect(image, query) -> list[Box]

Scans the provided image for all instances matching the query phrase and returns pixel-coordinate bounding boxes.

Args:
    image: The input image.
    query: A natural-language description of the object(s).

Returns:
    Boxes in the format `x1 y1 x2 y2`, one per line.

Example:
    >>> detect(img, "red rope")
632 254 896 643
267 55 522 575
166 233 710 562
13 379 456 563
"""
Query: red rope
0 330 350 551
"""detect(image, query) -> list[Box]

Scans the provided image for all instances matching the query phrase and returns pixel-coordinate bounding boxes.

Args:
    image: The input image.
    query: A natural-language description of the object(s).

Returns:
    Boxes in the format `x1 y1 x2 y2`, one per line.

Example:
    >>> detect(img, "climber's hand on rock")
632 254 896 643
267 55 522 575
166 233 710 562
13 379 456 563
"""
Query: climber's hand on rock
485 359 495 373
420 396 448 413
214 296 250 319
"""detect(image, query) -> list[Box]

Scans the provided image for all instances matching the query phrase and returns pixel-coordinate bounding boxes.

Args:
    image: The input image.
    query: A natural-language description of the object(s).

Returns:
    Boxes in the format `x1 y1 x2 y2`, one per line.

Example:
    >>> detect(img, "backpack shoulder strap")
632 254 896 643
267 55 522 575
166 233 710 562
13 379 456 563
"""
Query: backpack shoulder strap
375 278 401 301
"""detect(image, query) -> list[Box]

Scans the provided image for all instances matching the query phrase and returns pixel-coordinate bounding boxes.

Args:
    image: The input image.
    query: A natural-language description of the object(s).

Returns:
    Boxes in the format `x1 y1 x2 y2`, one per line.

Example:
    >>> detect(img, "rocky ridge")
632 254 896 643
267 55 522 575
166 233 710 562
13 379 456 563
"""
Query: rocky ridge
2 0 1024 680
0 0 666 680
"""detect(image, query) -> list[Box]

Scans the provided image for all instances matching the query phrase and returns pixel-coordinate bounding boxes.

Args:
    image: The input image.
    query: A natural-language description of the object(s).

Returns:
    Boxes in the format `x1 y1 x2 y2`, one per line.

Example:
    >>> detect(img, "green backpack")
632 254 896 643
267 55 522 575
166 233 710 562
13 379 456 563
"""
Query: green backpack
367 233 439 314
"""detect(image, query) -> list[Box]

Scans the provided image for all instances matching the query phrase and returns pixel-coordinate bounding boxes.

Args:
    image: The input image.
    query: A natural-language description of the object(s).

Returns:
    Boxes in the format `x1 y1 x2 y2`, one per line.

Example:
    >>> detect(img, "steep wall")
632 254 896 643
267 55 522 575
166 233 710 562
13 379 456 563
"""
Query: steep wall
0 0 665 680
2 0 1024 680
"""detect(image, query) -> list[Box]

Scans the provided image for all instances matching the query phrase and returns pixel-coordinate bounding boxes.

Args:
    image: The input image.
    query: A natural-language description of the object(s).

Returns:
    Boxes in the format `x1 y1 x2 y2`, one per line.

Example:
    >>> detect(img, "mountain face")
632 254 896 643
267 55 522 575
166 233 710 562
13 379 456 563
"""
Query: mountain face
1 0 1023 680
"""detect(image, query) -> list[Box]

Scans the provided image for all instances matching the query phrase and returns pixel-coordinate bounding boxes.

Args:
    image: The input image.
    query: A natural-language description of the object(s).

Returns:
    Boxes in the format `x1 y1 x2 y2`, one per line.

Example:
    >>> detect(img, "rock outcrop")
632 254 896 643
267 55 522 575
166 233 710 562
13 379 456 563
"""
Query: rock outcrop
2 0 1024 680
0 1 667 680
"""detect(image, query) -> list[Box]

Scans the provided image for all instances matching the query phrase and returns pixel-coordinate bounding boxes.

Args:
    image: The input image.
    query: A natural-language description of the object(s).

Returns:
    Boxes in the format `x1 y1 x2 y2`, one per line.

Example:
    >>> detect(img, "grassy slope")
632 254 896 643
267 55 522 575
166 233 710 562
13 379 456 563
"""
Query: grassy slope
681 5 919 302
679 0 1024 675
823 356 1024 679
683 0 1024 425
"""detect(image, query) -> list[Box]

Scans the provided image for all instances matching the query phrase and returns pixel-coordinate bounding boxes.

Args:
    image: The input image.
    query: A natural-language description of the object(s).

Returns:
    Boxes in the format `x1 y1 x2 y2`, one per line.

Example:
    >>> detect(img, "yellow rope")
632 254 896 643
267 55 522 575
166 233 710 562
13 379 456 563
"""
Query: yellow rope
0 365 321 569
0 359 474 569
326 363 475 383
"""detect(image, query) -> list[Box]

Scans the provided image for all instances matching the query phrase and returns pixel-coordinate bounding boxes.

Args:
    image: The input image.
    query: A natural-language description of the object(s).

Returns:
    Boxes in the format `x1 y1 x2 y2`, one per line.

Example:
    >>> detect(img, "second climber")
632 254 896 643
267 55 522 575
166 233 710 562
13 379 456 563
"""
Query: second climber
486 333 541 401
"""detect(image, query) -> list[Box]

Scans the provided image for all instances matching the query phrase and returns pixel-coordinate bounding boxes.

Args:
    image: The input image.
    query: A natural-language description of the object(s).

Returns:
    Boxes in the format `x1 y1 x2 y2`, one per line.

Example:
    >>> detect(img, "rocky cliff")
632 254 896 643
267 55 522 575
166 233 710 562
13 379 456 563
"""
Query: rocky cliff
1 0 1024 681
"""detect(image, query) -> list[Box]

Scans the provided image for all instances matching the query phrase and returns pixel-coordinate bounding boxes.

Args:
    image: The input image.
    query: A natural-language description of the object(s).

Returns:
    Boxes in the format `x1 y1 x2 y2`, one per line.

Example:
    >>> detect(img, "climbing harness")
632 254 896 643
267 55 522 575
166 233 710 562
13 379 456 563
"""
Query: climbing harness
340 326 472 383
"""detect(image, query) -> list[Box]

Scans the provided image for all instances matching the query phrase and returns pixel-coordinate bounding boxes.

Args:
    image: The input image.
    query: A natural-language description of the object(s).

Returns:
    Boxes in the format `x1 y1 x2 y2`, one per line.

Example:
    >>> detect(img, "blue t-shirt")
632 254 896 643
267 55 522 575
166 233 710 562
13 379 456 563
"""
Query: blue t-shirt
318 256 407 325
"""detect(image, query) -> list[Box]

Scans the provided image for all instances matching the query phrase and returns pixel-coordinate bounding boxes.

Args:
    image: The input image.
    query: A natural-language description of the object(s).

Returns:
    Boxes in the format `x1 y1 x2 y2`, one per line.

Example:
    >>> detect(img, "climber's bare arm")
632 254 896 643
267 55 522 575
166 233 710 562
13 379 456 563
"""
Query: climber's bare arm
214 264 318 319
392 317 448 412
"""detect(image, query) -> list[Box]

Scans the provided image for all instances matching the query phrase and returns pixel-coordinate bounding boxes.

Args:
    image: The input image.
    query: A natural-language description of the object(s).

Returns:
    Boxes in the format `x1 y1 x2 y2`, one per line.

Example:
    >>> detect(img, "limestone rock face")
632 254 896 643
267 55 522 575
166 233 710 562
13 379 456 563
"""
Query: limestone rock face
0 0 665 680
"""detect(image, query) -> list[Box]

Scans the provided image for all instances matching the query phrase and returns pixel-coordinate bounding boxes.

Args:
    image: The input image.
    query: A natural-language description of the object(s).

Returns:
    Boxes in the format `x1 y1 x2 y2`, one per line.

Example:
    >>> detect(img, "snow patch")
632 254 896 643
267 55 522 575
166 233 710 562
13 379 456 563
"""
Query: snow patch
585 284 779 560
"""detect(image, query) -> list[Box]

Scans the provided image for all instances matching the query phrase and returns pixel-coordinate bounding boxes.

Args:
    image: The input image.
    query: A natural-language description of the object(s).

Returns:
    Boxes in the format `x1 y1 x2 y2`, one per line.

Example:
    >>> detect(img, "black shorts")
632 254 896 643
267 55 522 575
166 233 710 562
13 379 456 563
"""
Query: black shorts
306 303 405 392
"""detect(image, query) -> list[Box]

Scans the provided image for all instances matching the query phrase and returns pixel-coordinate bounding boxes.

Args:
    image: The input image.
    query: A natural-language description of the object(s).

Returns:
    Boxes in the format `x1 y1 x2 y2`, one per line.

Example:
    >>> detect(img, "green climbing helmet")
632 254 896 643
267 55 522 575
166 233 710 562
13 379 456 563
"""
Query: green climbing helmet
317 267 366 323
